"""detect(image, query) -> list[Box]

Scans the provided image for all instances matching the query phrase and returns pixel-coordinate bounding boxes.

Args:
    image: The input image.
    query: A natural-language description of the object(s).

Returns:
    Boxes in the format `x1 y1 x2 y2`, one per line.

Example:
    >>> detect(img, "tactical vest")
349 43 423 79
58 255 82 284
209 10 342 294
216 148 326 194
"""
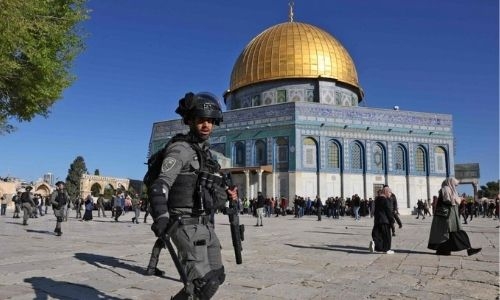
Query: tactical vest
56 191 68 206
167 134 227 212
20 192 31 203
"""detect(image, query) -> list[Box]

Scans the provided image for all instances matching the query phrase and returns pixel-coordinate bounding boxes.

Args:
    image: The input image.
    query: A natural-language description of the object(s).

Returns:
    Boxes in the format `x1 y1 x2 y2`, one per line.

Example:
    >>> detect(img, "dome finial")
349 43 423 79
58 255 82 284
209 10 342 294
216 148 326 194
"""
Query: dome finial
288 1 294 22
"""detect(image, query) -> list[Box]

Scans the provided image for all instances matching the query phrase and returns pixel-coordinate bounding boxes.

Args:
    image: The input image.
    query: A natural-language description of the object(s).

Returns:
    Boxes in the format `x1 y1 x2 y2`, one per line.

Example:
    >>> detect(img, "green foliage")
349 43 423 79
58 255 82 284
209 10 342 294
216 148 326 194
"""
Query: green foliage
103 185 114 200
90 183 100 196
94 169 100 175
127 185 137 197
479 181 499 198
65 156 87 199
0 0 89 133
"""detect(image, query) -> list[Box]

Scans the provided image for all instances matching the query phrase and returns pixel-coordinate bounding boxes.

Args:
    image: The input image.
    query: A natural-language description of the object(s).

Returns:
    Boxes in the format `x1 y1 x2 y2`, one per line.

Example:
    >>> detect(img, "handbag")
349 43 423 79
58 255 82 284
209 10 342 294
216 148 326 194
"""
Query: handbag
434 204 450 218
434 189 451 218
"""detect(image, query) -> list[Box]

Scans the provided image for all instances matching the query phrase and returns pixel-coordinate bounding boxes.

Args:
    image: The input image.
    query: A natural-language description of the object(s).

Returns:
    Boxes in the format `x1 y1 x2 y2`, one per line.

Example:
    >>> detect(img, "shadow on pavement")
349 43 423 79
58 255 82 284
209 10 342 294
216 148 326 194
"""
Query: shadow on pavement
305 230 363 236
285 243 369 254
4 221 25 226
24 276 127 300
75 252 145 278
26 229 54 235
74 252 181 282
286 243 436 255
392 249 435 255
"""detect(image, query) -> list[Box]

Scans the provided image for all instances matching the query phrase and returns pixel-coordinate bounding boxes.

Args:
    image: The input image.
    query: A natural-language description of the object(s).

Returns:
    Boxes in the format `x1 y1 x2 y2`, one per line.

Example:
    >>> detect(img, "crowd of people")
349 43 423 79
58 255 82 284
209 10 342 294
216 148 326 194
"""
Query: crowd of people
1 179 498 298
233 191 500 227
3 186 151 228
1 180 497 239
3 186 499 229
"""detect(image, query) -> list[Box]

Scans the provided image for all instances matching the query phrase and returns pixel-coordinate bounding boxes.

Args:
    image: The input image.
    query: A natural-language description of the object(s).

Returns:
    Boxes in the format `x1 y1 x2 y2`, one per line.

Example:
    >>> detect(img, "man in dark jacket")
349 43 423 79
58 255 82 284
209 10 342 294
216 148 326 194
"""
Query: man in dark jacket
315 195 323 221
352 194 361 220
385 185 402 236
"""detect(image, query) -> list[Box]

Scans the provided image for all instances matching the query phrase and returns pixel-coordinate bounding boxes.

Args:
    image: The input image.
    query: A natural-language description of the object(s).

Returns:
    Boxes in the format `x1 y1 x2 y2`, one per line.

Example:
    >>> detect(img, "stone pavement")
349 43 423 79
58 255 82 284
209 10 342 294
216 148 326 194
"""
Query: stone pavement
0 209 498 300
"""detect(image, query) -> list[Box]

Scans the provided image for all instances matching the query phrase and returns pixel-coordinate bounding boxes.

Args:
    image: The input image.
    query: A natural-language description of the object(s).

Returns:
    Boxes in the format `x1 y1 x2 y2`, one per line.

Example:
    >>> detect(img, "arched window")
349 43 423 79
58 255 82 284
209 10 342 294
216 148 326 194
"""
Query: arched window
373 143 385 171
415 146 426 172
434 147 447 173
303 137 317 168
254 140 267 166
351 142 363 170
275 137 289 171
395 145 406 171
327 140 340 168
234 141 246 167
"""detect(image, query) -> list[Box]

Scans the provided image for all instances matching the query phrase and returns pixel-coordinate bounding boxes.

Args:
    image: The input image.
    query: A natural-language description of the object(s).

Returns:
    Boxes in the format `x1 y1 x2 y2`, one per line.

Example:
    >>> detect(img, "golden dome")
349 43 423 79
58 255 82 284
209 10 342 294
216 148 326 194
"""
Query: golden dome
229 22 362 97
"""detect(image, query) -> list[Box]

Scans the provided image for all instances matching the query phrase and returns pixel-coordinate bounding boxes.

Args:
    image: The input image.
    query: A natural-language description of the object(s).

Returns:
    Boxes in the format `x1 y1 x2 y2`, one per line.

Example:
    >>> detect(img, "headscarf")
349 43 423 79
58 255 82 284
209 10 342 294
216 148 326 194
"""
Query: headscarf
441 177 461 205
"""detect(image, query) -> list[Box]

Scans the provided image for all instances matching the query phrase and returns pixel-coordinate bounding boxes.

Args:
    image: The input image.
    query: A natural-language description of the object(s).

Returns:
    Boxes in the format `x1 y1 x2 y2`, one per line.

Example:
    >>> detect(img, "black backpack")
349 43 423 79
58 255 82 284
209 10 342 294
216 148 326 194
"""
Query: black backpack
143 134 197 189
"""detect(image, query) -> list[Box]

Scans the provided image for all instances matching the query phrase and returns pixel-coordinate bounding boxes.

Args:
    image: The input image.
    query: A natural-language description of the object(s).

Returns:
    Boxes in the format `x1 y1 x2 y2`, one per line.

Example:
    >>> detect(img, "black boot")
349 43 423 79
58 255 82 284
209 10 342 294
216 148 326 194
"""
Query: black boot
145 267 165 277
467 248 481 256
171 288 193 300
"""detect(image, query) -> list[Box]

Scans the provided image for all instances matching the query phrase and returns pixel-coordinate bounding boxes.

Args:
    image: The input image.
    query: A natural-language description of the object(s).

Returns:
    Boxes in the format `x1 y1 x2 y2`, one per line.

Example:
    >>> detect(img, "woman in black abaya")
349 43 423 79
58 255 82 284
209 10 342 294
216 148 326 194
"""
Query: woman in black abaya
369 186 395 254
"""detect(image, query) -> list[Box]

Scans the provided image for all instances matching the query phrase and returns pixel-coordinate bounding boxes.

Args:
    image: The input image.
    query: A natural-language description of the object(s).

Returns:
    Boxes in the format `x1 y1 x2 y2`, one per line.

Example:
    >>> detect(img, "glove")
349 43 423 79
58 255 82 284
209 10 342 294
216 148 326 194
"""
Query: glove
151 217 169 238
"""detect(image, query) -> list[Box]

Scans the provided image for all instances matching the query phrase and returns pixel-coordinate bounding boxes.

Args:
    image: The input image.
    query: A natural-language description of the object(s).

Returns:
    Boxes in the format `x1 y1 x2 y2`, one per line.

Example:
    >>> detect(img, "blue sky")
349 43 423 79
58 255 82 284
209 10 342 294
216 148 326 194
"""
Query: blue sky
1 0 498 194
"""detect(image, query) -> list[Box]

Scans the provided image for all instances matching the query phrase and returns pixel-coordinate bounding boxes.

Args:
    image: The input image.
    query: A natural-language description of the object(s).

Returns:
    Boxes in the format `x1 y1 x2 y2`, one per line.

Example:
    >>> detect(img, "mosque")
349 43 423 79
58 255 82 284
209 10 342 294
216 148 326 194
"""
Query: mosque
148 7 454 214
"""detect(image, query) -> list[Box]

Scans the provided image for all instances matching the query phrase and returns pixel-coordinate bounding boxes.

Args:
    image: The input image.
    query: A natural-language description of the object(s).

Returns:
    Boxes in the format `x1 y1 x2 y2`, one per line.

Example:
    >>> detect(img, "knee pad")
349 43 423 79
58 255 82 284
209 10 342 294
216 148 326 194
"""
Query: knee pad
56 216 63 222
194 266 225 299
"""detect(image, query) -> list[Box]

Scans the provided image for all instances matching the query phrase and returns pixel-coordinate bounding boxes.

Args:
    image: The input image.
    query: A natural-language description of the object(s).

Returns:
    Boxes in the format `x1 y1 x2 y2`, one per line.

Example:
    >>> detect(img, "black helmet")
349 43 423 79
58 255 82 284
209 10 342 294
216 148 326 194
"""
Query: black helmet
175 92 223 125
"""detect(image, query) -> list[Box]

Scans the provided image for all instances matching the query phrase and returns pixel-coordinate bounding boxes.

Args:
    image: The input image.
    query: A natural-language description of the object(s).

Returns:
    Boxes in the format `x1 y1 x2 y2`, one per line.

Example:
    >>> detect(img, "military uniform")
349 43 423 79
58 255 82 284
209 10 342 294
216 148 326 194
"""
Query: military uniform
12 193 21 218
50 183 70 236
154 132 225 298
20 188 35 225
96 195 107 217
148 92 230 299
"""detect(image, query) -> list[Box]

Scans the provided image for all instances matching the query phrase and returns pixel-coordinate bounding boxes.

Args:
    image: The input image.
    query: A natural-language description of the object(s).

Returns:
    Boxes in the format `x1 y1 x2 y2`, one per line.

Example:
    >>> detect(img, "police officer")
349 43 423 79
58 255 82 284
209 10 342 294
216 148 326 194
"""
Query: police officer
20 186 35 225
148 92 237 299
12 191 21 218
50 181 70 236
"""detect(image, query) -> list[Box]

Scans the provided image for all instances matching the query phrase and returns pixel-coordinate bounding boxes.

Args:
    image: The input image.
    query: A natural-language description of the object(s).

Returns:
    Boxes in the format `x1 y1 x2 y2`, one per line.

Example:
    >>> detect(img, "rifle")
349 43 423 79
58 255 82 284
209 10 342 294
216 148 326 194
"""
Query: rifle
160 218 194 296
223 173 245 264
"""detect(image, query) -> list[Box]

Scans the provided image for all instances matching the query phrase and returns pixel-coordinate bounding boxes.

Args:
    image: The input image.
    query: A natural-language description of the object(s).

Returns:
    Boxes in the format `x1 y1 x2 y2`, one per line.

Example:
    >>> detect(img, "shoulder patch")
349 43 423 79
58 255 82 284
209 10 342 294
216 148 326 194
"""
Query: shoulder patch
161 157 177 173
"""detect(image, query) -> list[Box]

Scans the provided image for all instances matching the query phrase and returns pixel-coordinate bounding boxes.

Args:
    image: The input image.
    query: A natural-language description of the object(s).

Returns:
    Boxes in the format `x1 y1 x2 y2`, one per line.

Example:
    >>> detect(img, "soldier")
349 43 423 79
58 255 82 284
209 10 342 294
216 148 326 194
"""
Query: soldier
147 92 237 299
50 181 70 236
20 186 35 225
142 195 150 223
75 197 83 219
12 191 21 218
131 194 141 224
96 194 107 217
145 238 166 277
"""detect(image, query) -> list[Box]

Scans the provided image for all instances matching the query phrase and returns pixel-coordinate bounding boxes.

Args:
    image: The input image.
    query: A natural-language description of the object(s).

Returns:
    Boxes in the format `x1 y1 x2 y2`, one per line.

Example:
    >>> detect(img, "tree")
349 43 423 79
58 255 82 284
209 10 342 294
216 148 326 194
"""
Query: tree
0 0 89 134
479 181 499 199
65 156 88 199
103 184 114 200
94 169 100 176
90 183 100 196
